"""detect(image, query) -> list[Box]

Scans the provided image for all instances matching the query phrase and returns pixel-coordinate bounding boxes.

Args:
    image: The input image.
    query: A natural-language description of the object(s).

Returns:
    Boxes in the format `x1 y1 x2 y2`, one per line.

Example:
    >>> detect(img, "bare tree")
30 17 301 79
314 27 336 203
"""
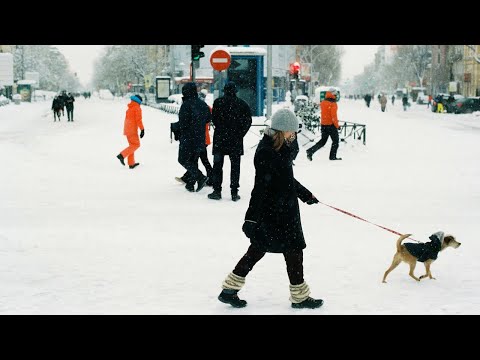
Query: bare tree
93 45 170 95
396 45 431 87
298 45 344 85
12 45 80 91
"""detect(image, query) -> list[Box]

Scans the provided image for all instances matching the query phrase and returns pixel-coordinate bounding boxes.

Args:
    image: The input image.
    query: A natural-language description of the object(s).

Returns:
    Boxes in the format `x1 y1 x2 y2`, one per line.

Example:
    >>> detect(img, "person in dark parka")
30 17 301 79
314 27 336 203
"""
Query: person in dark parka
65 92 75 121
177 82 211 192
207 81 252 201
218 108 323 310
51 95 62 122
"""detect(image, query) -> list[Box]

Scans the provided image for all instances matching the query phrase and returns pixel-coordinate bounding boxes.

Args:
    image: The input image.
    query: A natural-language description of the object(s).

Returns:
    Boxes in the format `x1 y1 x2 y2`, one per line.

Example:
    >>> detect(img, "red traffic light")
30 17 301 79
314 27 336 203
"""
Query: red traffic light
289 62 300 74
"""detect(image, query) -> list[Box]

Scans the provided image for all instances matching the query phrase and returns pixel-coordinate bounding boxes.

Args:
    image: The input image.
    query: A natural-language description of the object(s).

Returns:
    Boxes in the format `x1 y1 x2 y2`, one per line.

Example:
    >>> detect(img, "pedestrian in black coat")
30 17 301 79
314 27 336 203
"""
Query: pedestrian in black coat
208 81 252 201
51 96 62 122
218 108 324 310
65 93 75 121
177 82 212 192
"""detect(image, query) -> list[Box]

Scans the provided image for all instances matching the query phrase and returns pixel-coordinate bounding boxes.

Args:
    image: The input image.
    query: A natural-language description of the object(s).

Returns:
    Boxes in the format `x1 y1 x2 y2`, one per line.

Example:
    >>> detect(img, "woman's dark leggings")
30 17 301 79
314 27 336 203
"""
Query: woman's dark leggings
232 244 304 285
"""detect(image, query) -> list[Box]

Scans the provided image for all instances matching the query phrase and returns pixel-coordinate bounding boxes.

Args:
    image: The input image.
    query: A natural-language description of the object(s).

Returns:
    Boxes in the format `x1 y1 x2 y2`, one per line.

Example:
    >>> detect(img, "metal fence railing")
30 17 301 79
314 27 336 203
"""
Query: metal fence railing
338 121 366 145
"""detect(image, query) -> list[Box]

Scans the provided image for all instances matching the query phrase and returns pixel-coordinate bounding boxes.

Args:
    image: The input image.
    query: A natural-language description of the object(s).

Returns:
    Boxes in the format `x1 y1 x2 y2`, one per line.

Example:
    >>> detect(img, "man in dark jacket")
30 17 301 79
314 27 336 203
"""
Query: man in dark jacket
177 82 211 192
217 109 323 309
208 81 252 201
65 92 75 121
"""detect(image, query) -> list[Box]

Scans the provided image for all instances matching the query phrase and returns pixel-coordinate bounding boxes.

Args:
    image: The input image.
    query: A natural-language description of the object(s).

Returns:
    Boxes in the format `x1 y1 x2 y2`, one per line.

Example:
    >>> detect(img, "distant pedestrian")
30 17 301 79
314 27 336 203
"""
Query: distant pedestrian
116 94 145 169
402 94 409 111
380 93 387 112
391 95 395 106
364 93 372 108
51 95 62 122
65 92 75 121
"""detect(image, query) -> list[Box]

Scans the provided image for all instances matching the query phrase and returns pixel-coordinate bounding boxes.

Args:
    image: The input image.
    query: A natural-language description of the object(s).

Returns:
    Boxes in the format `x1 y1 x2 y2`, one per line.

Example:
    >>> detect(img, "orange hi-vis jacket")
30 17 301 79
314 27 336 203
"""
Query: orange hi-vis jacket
320 91 339 129
123 101 144 135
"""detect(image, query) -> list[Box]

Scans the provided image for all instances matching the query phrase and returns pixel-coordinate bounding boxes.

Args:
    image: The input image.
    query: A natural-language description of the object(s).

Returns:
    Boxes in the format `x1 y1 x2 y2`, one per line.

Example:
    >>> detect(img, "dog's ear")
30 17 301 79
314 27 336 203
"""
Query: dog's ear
444 235 455 244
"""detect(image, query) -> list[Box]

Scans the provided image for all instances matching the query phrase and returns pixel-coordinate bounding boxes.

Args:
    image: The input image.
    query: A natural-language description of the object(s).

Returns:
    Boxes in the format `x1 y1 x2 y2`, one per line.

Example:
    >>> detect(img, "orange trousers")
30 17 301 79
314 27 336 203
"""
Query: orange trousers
120 134 140 166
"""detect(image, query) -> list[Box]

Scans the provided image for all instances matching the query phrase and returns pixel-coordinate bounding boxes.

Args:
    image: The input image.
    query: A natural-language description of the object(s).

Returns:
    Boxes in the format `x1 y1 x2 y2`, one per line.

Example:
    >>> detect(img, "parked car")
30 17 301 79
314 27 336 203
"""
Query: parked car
453 97 480 114
416 91 429 104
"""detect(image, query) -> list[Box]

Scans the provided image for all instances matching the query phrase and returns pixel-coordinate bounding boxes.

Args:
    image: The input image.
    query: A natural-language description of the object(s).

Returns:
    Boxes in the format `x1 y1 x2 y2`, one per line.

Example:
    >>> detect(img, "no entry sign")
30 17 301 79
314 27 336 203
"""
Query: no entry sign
210 49 231 71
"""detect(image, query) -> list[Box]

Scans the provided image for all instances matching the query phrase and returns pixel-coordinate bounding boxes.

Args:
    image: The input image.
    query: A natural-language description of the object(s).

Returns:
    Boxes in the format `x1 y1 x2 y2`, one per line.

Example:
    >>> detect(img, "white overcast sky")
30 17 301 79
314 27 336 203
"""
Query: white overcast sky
54 45 380 86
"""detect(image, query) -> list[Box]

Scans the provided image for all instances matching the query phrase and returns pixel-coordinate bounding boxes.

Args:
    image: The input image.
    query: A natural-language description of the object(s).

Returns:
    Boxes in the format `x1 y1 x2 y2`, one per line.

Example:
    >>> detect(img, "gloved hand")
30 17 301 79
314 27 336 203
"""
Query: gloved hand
306 196 319 205
140 129 145 138
242 220 257 238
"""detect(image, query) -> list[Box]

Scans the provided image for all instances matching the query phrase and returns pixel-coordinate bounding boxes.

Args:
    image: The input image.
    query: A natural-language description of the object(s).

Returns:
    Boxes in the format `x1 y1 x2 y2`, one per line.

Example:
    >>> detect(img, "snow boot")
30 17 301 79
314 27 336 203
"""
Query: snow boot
116 154 125 166
208 190 222 200
218 289 247 308
306 151 313 161
129 163 140 169
231 190 240 202
196 176 208 192
291 297 324 309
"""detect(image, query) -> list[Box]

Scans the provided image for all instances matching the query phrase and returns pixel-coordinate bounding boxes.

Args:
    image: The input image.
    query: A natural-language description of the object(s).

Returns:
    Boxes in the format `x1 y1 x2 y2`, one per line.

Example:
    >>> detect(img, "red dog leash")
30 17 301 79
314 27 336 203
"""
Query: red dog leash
317 200 420 242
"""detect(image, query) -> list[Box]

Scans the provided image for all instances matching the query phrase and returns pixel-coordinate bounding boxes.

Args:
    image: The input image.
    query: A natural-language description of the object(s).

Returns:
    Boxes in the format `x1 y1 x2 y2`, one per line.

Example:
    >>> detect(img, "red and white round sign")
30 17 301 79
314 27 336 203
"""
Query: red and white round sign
210 49 231 71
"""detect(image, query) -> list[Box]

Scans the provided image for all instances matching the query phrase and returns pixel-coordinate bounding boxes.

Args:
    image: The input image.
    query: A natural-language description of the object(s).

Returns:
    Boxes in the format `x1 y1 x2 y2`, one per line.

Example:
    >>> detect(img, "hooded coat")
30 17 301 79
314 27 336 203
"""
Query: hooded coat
404 231 444 262
320 91 339 128
123 101 144 135
178 82 212 154
211 85 252 155
244 133 313 253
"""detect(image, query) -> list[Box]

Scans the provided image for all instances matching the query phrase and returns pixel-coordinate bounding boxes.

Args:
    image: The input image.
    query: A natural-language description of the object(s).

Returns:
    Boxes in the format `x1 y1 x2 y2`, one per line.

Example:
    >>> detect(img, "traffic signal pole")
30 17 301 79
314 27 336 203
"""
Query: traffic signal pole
191 45 205 83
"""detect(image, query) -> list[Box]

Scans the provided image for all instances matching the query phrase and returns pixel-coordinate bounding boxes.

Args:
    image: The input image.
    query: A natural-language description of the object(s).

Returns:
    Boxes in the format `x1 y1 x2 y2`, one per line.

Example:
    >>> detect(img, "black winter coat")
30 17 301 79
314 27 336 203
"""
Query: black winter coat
178 85 212 155
211 94 252 155
244 135 313 253
65 95 75 110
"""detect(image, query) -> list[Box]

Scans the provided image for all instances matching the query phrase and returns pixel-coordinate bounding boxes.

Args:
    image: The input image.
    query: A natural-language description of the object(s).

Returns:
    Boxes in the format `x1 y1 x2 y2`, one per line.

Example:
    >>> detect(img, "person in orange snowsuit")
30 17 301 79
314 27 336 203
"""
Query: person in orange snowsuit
306 88 342 161
116 94 145 169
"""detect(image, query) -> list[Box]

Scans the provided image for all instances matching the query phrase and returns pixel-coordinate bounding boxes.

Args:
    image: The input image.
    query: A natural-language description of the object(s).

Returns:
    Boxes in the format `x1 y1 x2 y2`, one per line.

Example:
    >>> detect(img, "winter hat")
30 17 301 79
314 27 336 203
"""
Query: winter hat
182 82 198 98
328 87 338 96
131 94 143 104
224 81 237 95
270 108 299 132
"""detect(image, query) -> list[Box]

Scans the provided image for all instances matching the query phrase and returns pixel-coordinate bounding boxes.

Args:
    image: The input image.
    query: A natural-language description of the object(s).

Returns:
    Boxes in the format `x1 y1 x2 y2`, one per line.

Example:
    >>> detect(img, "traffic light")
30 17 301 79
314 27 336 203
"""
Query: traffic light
191 45 205 61
292 62 300 79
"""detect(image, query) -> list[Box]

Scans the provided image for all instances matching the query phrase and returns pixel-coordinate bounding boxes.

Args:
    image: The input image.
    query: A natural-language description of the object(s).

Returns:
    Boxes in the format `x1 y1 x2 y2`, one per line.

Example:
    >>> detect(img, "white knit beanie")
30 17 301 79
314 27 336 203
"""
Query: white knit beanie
270 108 299 132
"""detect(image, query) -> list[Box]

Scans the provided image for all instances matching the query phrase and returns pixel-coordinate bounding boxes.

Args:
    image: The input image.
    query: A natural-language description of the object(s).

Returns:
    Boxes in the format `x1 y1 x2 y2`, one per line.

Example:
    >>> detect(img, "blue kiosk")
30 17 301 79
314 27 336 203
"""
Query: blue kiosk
212 47 266 117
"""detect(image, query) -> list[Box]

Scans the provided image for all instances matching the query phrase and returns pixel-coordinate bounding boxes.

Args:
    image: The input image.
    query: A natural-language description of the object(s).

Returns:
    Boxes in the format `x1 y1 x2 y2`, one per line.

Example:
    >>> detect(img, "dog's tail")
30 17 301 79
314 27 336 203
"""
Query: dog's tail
396 233 412 252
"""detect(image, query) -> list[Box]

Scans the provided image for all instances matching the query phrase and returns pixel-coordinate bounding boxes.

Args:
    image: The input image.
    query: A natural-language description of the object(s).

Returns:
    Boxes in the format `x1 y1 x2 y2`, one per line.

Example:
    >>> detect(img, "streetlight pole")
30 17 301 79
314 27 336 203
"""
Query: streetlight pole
266 45 272 119
169 45 175 94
